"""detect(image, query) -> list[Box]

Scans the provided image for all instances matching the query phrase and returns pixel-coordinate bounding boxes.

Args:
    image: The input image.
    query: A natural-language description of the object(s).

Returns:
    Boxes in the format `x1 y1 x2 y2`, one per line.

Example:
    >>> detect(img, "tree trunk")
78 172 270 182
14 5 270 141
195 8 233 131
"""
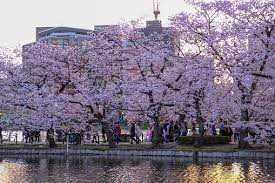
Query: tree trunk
236 83 252 149
193 134 204 148
194 107 205 148
238 128 251 149
97 111 117 149
102 122 116 148
48 137 57 148
152 118 162 147
238 105 251 149
47 129 57 148
241 108 249 122
193 92 205 148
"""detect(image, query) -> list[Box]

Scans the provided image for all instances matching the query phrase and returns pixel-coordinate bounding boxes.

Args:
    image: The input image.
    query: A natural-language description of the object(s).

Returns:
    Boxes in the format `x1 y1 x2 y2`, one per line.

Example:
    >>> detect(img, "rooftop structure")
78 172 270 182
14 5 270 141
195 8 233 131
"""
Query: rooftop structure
35 26 94 47
94 25 117 32
153 0 160 20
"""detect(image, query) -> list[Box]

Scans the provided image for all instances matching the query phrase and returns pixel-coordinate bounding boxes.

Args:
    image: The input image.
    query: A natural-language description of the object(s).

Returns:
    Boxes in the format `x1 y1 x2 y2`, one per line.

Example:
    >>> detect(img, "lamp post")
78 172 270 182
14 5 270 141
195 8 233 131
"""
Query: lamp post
66 133 69 155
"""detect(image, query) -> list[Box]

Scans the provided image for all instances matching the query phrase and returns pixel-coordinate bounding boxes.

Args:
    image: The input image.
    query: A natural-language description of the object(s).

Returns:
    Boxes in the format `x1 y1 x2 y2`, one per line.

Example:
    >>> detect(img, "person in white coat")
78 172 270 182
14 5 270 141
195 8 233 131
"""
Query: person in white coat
91 125 99 144
135 124 142 144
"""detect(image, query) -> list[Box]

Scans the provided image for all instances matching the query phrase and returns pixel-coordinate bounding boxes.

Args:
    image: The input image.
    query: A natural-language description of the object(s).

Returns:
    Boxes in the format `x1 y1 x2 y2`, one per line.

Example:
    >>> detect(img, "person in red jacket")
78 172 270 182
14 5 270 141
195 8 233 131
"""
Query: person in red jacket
114 124 121 145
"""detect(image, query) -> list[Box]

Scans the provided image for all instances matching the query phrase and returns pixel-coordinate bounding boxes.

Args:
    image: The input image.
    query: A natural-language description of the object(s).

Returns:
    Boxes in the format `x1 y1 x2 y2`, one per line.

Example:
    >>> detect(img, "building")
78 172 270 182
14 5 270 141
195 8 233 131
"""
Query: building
23 0 178 54
22 26 95 65
135 0 180 56
94 25 117 32
35 26 94 47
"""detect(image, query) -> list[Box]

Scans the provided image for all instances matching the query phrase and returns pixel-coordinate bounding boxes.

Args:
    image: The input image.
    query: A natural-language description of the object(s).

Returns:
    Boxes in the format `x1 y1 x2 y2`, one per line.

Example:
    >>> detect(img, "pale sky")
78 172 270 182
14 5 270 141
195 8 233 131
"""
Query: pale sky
0 0 189 47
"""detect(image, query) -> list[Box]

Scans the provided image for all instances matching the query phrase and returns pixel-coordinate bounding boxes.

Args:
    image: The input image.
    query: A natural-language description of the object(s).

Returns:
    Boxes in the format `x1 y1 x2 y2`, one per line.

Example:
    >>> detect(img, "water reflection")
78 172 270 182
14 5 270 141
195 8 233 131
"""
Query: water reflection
0 156 274 183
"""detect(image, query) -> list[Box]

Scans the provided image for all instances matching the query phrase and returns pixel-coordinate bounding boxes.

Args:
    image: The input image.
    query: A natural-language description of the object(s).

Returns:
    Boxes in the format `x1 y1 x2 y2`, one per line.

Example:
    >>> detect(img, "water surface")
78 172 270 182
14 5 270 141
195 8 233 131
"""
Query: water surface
0 155 274 183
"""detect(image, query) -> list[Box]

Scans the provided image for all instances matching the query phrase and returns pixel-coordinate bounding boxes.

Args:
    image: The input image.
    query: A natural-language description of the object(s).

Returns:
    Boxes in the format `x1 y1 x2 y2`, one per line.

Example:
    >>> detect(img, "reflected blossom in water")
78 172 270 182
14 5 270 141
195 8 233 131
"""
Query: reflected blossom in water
0 156 274 183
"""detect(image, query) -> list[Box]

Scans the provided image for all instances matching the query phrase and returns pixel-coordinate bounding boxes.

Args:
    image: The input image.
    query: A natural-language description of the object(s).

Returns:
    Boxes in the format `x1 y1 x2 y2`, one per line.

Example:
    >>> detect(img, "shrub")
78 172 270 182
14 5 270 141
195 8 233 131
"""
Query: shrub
178 136 194 145
120 134 130 142
178 135 230 146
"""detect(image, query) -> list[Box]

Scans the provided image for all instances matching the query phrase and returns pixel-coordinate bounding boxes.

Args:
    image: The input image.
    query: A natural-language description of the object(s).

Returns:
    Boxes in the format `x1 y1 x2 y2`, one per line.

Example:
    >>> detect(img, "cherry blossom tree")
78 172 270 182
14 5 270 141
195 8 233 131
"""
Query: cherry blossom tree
171 0 275 147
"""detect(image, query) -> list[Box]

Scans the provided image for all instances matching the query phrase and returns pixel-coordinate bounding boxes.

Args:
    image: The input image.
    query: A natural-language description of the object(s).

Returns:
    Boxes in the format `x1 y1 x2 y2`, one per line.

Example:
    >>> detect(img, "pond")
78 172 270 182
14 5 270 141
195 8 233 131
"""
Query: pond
0 155 274 183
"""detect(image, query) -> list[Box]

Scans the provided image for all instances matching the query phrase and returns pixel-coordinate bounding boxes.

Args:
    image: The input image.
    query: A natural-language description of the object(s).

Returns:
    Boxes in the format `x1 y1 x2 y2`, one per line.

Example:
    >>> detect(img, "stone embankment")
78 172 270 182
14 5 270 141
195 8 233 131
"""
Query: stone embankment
0 148 274 159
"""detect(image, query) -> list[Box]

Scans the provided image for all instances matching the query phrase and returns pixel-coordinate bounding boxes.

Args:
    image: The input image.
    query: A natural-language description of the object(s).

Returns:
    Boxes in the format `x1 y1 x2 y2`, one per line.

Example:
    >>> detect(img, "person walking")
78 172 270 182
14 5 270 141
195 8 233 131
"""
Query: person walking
199 122 205 136
233 127 240 144
102 127 106 143
84 125 91 143
91 125 99 144
168 121 174 142
192 123 197 135
173 122 180 142
219 119 226 136
46 125 56 148
130 123 136 144
211 124 217 136
146 125 153 142
205 124 212 136
114 124 121 145
135 124 142 144
34 130 40 143
0 125 2 144
180 122 188 136
163 122 169 143
23 127 29 143
227 126 233 141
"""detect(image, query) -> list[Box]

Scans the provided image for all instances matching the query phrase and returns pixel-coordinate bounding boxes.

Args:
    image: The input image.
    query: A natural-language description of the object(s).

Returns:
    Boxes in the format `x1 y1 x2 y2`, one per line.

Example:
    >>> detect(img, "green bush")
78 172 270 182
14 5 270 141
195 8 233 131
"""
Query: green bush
120 134 130 142
178 135 230 146
178 136 194 145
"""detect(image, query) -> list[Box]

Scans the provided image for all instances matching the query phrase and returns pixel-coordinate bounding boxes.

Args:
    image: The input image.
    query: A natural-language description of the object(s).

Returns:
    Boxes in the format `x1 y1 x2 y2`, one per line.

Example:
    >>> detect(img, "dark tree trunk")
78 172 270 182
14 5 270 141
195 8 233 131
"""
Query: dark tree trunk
193 133 204 148
236 79 253 149
102 121 116 148
48 137 57 148
238 128 251 149
193 94 205 148
47 128 57 148
97 111 117 149
152 117 162 147
241 108 249 122
238 103 251 149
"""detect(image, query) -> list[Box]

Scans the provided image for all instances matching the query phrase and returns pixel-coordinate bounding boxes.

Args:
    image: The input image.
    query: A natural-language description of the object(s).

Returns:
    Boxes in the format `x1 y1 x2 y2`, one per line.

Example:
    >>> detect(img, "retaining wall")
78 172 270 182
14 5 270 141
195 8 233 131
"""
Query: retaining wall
0 148 274 159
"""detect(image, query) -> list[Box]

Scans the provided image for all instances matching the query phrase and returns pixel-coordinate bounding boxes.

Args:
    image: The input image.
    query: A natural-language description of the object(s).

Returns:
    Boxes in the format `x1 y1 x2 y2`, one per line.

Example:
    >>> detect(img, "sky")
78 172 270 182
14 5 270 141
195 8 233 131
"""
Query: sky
0 0 189 47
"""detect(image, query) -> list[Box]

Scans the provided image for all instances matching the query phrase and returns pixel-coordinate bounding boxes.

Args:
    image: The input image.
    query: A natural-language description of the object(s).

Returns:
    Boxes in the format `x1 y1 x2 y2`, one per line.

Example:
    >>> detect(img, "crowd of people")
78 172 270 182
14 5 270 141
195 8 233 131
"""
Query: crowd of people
141 120 237 144
53 122 142 145
0 120 244 145
22 128 41 143
15 120 271 146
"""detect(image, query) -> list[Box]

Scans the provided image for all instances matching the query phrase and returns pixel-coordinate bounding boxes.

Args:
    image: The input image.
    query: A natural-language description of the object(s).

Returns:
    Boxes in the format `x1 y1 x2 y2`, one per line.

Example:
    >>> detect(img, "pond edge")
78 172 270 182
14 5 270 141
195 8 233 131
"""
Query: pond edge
0 148 274 159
